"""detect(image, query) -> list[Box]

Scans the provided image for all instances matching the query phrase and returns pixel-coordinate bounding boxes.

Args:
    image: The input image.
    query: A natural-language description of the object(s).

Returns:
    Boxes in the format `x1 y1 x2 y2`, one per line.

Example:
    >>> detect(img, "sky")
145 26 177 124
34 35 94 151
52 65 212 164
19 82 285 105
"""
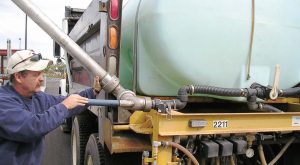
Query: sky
0 0 92 60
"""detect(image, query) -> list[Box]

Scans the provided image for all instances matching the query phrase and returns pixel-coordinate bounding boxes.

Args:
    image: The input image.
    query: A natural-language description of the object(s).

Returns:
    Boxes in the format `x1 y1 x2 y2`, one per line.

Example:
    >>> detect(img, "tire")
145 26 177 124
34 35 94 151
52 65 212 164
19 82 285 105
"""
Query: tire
84 134 105 165
84 135 142 165
71 113 97 165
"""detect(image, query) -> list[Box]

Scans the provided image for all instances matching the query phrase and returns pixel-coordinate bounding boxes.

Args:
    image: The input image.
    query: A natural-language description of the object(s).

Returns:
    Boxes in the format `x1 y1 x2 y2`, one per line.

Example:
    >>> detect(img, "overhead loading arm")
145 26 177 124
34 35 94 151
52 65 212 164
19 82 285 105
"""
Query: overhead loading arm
11 0 152 111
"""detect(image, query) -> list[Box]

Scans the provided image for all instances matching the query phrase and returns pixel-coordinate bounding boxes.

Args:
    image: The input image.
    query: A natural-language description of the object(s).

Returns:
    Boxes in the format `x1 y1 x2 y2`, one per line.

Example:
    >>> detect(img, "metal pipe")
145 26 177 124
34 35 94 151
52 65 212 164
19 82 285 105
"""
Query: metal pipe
7 39 12 59
230 155 236 165
25 14 28 49
87 99 134 107
87 99 120 106
268 136 296 165
62 18 73 89
152 141 161 165
258 145 267 165
11 0 153 111
215 157 220 165
257 137 296 165
5 39 12 77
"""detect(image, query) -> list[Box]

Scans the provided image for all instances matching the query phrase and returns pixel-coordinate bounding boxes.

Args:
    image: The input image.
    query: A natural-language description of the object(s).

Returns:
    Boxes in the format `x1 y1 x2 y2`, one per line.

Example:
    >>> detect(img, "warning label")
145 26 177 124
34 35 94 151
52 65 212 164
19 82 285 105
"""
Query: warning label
292 116 300 126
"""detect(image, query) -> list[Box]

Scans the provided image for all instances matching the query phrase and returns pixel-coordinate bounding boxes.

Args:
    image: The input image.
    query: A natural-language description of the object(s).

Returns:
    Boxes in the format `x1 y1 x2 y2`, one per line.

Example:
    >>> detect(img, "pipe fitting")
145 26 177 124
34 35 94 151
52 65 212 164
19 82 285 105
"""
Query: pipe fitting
100 74 120 93
153 141 162 147
247 95 259 111
173 99 187 110
127 96 152 111
118 91 153 111
117 90 136 100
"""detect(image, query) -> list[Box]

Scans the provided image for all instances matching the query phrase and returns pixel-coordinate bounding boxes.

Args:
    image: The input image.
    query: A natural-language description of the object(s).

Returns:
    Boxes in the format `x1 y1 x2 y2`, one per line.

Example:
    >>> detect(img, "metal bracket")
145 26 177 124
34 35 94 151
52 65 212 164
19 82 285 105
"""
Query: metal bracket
166 102 172 120
99 1 108 12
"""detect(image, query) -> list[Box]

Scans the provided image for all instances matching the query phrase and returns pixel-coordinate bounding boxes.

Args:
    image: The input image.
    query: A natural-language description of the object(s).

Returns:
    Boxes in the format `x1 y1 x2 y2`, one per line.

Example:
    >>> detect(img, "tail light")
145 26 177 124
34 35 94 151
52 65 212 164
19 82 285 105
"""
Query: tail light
110 0 119 20
109 26 118 49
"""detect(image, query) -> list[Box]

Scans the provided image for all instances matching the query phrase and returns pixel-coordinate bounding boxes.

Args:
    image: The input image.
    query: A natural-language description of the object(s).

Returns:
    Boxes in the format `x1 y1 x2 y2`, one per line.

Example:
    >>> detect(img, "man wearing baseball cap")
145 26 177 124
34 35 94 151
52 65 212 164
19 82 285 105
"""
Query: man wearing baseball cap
0 50 100 165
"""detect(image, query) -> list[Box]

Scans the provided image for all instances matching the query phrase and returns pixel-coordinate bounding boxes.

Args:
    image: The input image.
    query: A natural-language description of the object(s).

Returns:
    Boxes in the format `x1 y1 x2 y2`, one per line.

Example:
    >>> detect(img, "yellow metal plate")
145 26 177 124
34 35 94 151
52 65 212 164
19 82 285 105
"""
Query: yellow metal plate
152 111 300 136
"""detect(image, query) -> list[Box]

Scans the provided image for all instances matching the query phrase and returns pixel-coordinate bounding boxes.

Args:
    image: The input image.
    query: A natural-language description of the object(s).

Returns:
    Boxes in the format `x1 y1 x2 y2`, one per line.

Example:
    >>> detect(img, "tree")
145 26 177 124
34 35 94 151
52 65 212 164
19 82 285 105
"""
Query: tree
44 62 66 78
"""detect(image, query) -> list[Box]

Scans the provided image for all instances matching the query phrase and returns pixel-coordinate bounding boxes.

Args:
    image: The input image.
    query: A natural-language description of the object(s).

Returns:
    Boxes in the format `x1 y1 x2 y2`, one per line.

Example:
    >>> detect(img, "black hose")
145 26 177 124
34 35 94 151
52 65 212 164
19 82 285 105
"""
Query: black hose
247 95 283 112
175 85 280 111
173 99 187 109
193 86 244 96
157 84 291 111
261 104 283 113
178 85 245 101
172 85 247 110
280 87 300 97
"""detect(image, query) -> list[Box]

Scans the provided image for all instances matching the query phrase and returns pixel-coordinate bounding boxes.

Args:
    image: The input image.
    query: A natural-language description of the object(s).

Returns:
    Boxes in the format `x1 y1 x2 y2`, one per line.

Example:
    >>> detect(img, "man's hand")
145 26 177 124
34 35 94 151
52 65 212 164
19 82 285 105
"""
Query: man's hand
93 76 101 94
62 94 88 109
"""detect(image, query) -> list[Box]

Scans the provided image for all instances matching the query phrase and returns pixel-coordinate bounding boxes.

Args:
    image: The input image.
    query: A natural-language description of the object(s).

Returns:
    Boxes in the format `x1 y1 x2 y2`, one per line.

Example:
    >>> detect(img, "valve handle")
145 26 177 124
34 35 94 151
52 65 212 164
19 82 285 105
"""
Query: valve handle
269 64 280 100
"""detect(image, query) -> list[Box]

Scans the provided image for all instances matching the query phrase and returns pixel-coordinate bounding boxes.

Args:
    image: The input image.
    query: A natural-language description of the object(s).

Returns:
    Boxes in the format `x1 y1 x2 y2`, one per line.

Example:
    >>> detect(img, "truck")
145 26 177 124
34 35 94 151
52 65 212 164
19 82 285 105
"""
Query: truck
12 0 300 165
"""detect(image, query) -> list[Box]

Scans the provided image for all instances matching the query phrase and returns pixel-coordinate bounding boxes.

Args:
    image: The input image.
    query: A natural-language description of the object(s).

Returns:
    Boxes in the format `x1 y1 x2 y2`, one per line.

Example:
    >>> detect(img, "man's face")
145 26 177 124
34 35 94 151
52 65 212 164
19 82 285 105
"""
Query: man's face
17 71 44 95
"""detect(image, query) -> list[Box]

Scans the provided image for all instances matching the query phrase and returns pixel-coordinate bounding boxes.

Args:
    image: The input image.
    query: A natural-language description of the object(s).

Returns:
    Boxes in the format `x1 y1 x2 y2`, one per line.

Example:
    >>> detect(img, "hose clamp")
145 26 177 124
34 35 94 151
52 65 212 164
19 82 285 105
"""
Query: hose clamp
278 89 283 96
258 103 263 110
189 85 195 95
241 88 247 97
172 99 177 110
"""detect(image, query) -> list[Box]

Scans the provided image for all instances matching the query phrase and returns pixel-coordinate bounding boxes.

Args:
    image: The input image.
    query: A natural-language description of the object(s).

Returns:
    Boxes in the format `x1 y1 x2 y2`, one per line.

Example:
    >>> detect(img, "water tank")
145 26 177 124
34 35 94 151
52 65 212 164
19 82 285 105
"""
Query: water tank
120 0 300 96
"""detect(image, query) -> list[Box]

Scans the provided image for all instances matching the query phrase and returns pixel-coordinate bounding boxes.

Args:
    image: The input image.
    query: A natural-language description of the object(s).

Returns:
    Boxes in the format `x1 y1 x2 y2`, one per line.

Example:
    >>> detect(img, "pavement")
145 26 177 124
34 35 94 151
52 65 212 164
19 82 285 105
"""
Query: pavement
41 77 72 165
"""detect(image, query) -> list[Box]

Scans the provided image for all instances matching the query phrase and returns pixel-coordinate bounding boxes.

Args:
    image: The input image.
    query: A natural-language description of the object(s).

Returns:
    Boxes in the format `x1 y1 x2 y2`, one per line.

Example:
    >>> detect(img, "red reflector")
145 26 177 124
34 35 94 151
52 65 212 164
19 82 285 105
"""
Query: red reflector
110 0 119 20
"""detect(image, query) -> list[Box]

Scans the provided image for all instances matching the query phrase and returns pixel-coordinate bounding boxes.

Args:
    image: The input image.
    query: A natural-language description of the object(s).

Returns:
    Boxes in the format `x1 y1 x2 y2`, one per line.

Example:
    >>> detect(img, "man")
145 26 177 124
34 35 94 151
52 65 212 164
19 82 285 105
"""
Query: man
0 50 99 165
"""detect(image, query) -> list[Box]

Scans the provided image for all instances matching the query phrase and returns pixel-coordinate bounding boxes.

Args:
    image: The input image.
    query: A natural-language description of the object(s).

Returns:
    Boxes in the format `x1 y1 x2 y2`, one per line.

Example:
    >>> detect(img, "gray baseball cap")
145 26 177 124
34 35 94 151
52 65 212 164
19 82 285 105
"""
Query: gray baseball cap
7 50 52 74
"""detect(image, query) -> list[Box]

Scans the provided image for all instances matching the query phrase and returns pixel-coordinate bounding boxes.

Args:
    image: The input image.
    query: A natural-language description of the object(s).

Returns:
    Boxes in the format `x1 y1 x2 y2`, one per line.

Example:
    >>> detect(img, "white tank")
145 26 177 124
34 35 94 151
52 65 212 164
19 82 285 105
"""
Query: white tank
120 0 300 96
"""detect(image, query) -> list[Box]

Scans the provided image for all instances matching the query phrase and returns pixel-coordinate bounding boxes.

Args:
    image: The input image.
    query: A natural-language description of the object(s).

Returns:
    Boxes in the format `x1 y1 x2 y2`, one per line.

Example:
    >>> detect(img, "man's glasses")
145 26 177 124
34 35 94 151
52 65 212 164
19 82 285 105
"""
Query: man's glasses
12 53 43 69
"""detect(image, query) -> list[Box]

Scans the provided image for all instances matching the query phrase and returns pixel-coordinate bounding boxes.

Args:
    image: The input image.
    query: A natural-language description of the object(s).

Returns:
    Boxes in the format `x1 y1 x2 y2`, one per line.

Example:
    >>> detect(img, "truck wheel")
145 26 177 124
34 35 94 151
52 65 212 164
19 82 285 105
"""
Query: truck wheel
84 133 142 165
84 134 105 165
84 142 142 165
71 113 97 165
